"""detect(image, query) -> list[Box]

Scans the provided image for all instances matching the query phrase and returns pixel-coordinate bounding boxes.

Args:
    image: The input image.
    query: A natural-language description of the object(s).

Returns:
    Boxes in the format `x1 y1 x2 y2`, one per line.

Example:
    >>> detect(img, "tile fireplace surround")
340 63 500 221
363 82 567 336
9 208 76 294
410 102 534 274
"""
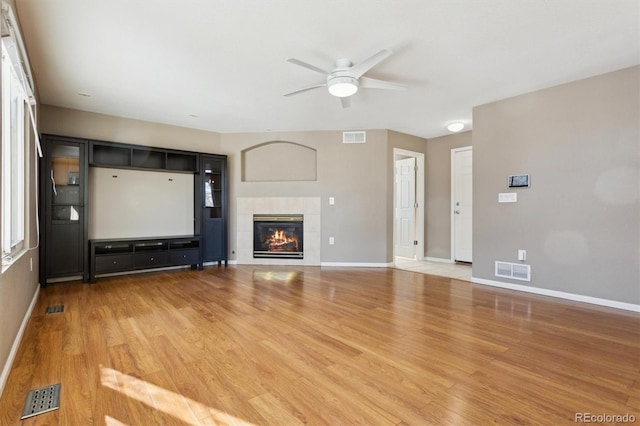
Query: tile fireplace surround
237 197 321 265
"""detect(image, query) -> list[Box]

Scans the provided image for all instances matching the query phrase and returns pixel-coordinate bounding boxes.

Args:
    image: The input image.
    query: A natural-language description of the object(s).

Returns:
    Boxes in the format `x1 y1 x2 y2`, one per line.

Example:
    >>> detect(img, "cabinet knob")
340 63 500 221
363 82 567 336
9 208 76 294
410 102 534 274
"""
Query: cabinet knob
113 261 117 264
150 257 154 261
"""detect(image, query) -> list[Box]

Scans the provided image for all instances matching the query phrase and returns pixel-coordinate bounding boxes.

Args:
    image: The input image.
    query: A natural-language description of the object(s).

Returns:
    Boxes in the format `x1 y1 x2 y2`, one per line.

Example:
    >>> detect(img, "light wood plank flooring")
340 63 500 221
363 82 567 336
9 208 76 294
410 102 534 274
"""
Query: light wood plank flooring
0 265 638 425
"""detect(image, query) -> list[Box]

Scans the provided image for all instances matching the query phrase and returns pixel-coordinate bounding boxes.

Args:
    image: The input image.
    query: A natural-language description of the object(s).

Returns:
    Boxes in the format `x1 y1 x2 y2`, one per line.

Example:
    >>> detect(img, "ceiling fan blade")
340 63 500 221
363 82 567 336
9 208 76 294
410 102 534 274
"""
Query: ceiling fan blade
283 84 326 97
360 76 407 91
287 58 329 75
349 49 392 78
340 96 351 108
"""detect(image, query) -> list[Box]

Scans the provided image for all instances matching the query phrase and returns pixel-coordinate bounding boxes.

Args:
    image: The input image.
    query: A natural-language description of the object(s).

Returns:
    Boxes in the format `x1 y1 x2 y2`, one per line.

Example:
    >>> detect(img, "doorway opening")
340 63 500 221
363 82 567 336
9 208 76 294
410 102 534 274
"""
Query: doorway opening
393 148 424 264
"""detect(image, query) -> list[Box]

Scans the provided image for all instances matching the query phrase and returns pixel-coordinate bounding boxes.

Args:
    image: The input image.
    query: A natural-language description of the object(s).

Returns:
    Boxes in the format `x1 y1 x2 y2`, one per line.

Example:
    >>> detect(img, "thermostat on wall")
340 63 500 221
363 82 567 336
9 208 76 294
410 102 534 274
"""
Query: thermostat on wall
508 174 530 188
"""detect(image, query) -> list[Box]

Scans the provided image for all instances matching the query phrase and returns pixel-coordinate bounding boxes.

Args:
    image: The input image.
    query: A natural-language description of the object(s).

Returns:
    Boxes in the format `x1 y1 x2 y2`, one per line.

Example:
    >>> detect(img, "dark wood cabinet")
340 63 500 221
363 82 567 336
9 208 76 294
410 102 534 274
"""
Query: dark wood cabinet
200 154 228 265
40 134 227 284
90 236 201 282
40 135 89 284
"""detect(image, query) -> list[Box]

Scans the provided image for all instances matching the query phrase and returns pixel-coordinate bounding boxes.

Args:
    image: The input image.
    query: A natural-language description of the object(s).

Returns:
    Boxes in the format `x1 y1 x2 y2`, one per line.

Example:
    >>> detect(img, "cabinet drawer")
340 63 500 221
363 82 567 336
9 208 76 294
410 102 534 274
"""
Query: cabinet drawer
170 249 199 265
134 252 170 268
95 255 134 273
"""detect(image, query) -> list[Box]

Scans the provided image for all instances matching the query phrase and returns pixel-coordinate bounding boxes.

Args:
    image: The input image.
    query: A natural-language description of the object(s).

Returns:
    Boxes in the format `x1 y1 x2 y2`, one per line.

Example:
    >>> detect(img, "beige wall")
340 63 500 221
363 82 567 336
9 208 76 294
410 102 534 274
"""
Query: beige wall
0 124 39 396
221 130 394 263
472 66 639 304
0 0 41 395
425 131 472 259
40 105 222 153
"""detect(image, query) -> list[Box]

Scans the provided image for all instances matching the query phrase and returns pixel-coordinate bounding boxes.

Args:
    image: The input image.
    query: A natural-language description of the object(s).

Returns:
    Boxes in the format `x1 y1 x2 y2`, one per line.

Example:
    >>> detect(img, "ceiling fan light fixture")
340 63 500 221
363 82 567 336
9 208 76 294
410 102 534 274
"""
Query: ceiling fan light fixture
447 122 465 132
328 76 359 98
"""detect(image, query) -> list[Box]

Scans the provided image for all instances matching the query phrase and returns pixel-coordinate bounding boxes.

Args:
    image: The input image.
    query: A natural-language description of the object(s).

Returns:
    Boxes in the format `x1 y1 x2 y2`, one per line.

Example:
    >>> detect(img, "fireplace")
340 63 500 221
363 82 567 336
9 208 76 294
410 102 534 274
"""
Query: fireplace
253 214 303 259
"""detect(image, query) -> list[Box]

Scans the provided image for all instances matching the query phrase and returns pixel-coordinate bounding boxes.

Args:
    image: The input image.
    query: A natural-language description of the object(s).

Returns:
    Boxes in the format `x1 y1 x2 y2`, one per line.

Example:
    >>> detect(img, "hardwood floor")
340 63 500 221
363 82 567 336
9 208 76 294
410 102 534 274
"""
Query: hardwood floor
0 265 638 425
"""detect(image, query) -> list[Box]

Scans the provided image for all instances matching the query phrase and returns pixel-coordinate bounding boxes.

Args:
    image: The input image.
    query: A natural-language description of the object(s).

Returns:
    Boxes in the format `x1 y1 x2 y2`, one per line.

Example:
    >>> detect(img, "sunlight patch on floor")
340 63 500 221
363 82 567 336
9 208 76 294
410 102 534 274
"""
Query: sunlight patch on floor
100 366 257 426
105 416 128 425
253 270 300 283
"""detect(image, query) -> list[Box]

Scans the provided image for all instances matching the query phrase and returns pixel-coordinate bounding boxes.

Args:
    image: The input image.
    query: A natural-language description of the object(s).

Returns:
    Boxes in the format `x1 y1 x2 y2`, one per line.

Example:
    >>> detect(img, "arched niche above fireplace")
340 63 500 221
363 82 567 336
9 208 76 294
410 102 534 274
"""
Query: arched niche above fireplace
241 141 317 182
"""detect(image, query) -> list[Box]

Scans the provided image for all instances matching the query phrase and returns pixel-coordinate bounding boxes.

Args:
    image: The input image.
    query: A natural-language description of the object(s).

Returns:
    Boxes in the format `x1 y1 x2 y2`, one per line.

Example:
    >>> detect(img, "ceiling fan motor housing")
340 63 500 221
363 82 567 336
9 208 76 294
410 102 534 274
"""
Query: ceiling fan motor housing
327 73 359 97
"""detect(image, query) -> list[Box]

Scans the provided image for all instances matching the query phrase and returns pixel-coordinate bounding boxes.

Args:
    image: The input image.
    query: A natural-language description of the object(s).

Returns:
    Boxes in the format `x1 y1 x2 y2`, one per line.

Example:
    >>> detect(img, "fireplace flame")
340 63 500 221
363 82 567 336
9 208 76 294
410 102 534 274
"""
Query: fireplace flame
267 228 299 251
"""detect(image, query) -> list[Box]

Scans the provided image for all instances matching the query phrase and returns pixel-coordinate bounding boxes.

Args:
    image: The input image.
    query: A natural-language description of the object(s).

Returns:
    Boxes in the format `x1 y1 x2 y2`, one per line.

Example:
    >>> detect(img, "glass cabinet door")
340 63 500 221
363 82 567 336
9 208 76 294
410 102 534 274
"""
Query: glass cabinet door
50 144 81 221
200 154 227 264
43 136 86 281
202 158 222 218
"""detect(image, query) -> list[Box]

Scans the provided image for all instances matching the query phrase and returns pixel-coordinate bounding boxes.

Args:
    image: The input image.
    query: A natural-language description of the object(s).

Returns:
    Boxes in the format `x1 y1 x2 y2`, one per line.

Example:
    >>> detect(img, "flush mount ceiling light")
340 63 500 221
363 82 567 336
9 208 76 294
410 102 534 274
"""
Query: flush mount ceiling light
327 75 359 98
447 122 464 132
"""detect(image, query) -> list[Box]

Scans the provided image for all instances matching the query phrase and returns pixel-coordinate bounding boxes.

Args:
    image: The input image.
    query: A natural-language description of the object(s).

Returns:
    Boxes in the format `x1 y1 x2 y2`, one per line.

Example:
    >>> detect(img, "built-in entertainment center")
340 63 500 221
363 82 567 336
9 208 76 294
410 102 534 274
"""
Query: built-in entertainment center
39 134 228 284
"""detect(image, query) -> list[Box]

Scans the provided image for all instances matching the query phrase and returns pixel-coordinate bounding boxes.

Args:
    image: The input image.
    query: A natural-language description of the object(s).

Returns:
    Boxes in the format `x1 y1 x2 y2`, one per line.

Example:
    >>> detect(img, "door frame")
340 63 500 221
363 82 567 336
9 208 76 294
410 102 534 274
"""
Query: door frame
450 146 472 262
393 148 424 262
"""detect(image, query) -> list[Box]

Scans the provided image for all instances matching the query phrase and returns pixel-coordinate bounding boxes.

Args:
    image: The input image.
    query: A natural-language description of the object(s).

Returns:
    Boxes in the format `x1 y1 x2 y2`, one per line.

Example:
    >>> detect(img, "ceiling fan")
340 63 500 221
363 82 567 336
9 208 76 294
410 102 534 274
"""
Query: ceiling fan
284 49 406 108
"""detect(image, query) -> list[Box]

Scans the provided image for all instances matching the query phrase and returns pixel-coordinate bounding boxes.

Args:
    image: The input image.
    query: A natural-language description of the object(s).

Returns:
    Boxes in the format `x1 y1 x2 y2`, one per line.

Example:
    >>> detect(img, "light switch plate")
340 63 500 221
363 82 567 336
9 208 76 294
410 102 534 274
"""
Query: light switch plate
498 193 517 203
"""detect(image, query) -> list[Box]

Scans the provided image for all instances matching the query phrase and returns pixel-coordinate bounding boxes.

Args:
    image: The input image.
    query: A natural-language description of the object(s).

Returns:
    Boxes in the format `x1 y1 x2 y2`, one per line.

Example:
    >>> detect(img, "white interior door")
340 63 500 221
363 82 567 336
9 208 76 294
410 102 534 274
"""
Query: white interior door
395 157 416 259
453 148 472 262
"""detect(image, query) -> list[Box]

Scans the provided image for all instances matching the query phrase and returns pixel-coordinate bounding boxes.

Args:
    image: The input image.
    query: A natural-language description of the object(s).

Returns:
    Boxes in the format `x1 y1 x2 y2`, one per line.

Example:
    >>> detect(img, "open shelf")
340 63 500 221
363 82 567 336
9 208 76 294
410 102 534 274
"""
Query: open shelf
90 140 198 172
167 153 198 171
132 149 165 169
91 143 130 167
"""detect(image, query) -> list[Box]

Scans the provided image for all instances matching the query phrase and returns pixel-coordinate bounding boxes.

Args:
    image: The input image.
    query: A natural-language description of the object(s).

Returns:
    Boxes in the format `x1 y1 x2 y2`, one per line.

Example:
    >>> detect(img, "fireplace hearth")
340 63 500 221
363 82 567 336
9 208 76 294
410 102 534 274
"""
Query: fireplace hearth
253 214 303 259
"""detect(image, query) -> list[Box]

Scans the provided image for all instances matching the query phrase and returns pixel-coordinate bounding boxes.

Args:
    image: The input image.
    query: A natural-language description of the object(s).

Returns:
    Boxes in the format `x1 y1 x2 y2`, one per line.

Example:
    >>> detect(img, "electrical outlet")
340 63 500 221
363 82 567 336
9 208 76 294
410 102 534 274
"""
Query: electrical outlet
329 197 335 205
329 237 335 245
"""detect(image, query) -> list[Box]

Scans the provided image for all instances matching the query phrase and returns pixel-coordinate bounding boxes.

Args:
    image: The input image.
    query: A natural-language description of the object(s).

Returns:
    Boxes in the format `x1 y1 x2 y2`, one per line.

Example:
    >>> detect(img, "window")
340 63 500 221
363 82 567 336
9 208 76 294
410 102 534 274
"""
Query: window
1 38 27 261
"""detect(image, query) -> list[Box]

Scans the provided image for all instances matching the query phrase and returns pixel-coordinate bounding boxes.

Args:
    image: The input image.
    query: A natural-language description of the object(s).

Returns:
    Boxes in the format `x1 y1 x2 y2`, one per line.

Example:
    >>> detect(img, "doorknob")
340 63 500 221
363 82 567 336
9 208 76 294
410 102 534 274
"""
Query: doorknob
455 210 460 214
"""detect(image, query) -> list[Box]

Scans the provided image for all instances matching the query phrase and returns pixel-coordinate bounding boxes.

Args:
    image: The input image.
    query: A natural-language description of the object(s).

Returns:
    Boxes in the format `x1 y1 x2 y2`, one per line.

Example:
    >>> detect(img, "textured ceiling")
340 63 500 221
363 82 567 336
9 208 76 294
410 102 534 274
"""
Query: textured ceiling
15 0 640 139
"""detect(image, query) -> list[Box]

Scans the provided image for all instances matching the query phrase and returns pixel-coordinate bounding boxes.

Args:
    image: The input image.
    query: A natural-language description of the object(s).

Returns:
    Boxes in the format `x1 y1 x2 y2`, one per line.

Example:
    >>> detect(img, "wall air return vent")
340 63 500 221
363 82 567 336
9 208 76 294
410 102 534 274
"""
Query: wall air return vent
343 131 366 144
495 261 531 282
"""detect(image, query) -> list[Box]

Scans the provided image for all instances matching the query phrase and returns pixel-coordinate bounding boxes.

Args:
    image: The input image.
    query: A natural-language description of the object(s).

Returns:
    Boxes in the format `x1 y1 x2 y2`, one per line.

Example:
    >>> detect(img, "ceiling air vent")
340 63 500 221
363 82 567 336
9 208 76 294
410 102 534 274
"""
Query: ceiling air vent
343 131 366 144
495 261 531 282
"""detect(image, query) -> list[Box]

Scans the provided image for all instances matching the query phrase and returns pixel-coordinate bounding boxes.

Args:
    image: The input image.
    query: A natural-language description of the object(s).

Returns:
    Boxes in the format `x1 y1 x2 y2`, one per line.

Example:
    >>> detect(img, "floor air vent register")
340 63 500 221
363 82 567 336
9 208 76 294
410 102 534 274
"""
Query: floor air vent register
45 305 64 314
21 384 61 419
20 305 65 419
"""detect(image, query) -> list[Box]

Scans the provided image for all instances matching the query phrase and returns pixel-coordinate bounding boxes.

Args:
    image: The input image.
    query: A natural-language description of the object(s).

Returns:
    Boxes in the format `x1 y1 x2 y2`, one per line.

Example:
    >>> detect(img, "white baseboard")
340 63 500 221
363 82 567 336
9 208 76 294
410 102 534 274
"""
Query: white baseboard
424 257 455 264
321 262 393 268
471 277 640 313
0 285 40 399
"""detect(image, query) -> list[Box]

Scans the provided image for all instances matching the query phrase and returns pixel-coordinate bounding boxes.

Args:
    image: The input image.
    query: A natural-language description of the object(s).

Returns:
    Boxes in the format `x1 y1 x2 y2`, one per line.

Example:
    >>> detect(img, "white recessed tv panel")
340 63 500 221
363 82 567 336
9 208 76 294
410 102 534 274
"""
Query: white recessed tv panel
88 167 194 239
